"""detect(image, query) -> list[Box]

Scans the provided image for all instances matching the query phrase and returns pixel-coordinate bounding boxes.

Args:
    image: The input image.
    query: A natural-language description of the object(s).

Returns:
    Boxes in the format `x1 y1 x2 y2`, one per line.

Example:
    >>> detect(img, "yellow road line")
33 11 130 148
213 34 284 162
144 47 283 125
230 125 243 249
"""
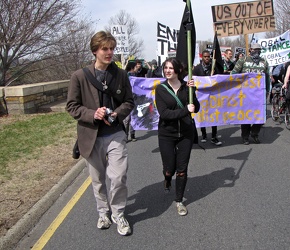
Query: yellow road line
32 176 92 250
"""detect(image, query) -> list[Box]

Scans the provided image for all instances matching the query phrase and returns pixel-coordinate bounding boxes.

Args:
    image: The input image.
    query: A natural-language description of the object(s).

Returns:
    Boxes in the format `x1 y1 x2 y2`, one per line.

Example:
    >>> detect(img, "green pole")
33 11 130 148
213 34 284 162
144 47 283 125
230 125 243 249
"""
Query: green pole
186 0 193 104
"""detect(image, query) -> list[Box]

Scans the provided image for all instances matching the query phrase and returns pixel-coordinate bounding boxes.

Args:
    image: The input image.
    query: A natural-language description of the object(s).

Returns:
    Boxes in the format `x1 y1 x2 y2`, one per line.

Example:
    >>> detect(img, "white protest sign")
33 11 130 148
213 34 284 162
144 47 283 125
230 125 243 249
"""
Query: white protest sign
259 30 290 66
157 22 178 63
111 25 129 55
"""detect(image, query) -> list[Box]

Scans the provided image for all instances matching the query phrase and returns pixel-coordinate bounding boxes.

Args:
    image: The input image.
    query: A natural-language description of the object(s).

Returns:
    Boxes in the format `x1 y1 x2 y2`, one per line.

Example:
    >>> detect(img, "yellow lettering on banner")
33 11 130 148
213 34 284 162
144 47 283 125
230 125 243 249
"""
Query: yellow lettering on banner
238 90 246 106
210 95 220 108
210 109 221 122
256 74 262 88
152 79 161 106
227 94 238 107
223 112 235 122
200 99 209 111
198 109 262 124
194 79 202 89
237 110 245 120
254 110 261 120
246 110 252 120
249 78 257 88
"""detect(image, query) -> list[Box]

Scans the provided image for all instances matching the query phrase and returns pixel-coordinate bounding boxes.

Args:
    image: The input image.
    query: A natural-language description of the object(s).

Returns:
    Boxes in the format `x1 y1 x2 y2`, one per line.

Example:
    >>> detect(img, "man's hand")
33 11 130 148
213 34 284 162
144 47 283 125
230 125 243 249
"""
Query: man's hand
94 107 106 120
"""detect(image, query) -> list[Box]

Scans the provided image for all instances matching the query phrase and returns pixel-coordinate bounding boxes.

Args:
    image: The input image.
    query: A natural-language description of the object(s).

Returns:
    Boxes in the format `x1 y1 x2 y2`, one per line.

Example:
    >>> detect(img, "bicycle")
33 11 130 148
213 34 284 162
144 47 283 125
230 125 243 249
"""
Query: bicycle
271 82 290 129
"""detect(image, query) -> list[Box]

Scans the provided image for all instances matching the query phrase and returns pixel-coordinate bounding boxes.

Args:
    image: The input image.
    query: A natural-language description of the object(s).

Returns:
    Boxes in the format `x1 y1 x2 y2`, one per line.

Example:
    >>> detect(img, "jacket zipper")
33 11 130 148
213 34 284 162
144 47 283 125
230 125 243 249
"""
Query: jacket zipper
178 119 181 137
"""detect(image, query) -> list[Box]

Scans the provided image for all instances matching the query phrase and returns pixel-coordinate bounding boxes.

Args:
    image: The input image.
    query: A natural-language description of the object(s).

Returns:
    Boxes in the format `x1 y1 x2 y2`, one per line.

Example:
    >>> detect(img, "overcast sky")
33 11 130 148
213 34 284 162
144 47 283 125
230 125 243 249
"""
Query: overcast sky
80 0 251 60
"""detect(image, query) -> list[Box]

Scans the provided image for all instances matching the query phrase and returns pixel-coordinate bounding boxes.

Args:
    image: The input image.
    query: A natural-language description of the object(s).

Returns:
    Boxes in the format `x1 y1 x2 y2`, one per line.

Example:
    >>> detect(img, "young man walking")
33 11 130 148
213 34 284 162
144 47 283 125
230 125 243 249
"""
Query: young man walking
66 31 134 235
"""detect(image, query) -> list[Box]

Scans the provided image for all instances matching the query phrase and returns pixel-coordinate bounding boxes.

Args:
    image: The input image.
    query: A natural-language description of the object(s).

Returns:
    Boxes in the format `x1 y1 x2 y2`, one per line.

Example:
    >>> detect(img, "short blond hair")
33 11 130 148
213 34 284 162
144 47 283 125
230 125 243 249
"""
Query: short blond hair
90 31 116 54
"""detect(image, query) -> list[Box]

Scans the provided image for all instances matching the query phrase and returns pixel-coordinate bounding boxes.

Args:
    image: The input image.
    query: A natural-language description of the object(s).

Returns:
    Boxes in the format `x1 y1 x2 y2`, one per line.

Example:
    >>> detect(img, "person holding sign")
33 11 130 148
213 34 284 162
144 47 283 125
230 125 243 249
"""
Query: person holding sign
67 31 134 236
231 43 270 145
155 58 200 216
223 49 235 74
193 50 223 146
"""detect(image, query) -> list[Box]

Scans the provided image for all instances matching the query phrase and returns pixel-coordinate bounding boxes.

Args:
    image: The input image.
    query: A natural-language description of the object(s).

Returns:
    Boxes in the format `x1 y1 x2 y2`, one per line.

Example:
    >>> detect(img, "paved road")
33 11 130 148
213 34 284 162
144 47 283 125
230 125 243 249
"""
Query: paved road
16 107 290 250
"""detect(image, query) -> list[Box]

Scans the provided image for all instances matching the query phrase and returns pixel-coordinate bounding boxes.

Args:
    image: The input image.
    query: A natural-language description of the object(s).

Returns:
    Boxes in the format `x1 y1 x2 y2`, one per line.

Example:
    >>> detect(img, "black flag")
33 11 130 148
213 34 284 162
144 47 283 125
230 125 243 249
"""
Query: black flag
211 33 224 75
176 2 196 69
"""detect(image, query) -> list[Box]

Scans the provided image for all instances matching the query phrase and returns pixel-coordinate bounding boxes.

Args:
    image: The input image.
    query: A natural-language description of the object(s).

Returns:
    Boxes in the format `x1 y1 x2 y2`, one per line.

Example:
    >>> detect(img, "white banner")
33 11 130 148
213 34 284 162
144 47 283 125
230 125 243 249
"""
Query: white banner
258 30 290 67
111 25 129 55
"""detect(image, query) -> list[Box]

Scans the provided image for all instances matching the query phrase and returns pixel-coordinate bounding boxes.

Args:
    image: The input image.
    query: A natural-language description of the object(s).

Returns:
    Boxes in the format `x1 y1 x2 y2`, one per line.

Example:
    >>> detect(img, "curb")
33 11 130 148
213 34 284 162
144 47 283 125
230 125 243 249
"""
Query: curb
0 159 86 250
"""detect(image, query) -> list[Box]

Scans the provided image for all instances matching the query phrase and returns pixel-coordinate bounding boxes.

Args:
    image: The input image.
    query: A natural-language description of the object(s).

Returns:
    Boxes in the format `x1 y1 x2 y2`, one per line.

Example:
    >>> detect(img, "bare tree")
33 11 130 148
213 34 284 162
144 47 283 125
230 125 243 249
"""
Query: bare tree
0 0 80 86
22 19 95 84
266 0 290 38
105 10 144 61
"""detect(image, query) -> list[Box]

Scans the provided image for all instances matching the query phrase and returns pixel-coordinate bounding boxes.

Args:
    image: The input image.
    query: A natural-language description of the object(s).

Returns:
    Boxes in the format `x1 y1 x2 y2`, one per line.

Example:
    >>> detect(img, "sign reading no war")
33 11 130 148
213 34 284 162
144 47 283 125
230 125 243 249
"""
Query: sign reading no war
129 73 266 130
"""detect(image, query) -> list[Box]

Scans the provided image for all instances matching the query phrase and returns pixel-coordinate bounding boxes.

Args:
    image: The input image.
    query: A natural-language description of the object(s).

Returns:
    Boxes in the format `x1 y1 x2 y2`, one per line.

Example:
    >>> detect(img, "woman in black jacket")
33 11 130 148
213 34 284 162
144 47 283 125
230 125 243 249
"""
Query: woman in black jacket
155 58 200 216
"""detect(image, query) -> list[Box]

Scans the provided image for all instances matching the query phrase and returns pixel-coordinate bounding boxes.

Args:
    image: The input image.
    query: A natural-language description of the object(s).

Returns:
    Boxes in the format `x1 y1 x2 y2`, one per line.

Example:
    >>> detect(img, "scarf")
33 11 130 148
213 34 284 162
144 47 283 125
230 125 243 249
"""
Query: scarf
250 51 262 65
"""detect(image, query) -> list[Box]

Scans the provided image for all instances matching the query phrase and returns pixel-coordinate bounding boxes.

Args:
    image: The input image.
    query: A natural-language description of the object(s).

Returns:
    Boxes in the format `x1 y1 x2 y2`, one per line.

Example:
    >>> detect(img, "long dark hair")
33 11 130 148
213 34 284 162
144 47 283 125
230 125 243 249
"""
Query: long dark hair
162 57 185 82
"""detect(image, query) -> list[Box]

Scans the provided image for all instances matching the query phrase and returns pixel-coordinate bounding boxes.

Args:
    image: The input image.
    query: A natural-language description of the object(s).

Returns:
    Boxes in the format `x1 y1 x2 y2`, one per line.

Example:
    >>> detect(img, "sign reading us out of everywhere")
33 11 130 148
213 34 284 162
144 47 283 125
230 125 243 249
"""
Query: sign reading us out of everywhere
211 0 276 37
111 25 129 54
129 73 266 130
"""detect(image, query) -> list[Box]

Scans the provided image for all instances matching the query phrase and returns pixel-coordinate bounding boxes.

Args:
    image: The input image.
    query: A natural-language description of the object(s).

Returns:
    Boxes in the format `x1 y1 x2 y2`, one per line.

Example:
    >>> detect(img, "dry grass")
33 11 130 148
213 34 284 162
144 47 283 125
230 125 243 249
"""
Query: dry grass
0 113 79 237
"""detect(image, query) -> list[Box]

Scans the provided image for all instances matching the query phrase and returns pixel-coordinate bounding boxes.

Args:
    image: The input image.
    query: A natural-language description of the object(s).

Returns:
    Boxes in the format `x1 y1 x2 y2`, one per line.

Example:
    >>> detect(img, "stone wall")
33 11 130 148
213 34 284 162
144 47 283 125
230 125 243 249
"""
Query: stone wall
0 80 69 115
0 87 7 115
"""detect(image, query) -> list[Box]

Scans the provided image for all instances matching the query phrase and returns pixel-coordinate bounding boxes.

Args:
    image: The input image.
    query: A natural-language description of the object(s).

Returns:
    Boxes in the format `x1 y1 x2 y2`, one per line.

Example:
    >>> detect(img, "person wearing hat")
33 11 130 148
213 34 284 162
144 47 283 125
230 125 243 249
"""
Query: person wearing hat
231 43 270 145
146 59 163 78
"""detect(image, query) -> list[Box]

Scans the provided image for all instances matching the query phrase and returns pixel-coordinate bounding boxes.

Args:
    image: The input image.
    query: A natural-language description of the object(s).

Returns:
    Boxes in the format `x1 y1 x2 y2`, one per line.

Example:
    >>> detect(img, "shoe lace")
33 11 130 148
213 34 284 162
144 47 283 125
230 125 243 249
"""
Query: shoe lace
100 216 109 224
117 216 129 227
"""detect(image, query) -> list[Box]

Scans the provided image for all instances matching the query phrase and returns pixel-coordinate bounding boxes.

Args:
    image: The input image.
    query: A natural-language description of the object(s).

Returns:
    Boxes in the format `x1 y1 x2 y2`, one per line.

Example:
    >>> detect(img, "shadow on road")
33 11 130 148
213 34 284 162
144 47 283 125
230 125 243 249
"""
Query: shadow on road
126 164 245 227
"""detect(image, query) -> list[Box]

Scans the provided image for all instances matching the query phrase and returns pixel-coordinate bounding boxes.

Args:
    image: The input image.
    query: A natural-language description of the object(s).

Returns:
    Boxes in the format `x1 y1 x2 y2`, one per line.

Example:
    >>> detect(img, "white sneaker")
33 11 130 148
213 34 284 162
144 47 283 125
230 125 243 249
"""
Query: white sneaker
176 202 188 216
111 214 131 236
97 214 112 229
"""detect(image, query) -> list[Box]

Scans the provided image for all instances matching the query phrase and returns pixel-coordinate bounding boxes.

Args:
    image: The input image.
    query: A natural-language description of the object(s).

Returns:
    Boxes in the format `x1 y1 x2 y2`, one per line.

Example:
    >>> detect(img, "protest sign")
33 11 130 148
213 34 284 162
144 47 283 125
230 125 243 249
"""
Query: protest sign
259 30 290 66
111 25 129 54
157 22 200 65
157 22 179 64
212 0 275 37
129 73 266 130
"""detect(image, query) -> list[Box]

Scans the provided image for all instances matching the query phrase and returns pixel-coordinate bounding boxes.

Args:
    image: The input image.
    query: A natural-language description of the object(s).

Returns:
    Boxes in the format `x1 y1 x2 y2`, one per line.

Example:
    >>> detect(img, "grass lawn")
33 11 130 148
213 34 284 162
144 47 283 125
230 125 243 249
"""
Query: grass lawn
0 112 78 237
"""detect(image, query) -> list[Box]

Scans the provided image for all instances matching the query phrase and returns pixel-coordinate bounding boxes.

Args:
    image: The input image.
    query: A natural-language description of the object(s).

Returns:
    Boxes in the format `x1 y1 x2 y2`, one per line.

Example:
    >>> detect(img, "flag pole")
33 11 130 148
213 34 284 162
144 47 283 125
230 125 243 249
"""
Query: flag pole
186 0 193 104
211 31 217 76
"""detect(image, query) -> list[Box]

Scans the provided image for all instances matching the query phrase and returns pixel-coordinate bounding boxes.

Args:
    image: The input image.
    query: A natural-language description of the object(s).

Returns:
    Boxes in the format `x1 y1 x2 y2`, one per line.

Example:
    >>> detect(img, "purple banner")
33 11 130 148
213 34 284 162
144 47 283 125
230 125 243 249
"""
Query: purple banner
130 73 266 130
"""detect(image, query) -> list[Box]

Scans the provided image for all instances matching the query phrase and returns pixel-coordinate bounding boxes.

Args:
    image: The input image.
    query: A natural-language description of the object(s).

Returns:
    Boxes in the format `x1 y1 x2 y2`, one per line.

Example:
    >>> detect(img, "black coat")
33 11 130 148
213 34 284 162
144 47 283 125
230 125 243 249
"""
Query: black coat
155 80 200 142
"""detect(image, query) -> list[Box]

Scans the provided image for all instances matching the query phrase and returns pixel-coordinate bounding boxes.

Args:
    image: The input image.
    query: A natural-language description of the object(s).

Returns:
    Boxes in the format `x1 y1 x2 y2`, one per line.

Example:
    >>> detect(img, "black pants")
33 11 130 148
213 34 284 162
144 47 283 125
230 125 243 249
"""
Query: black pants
158 135 193 202
241 124 262 138
201 126 217 138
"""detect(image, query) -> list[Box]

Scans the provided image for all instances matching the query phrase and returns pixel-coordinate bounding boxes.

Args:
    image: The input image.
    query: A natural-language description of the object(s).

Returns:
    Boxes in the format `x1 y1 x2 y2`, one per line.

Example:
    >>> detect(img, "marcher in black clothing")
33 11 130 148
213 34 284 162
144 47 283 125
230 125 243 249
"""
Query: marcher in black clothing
135 59 150 77
146 59 163 78
124 61 137 142
223 49 235 74
192 50 222 146
155 57 200 216
231 43 270 145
